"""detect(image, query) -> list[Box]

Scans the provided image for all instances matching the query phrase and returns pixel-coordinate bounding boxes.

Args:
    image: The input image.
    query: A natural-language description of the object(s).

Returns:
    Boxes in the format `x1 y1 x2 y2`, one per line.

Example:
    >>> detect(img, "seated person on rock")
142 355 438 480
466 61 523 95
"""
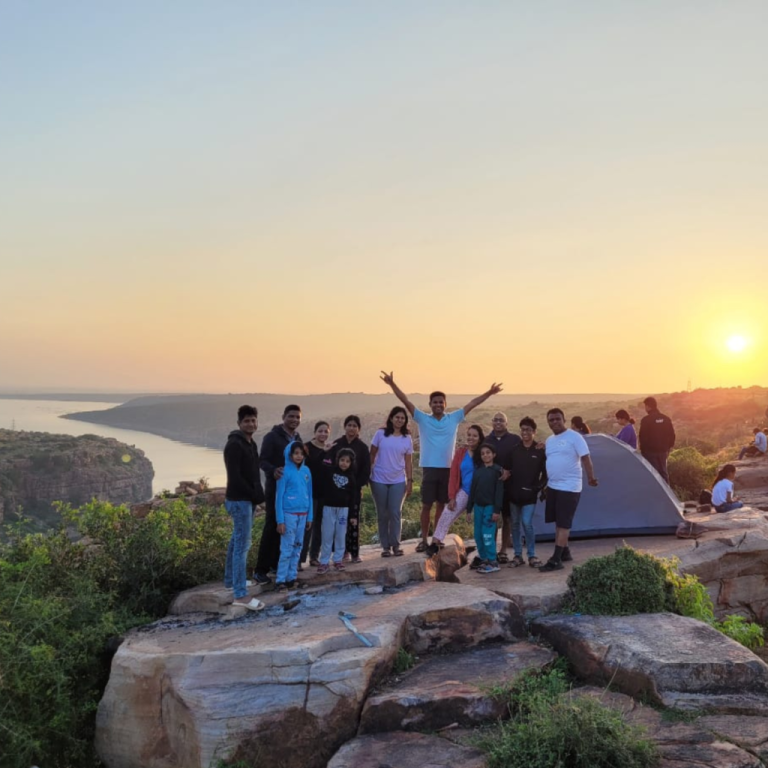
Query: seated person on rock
738 428 768 460
711 464 744 514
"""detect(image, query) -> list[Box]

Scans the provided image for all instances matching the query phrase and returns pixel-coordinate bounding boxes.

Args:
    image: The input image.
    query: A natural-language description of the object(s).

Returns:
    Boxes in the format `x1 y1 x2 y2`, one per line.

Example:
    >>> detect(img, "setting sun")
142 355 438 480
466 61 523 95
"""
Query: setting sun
726 335 748 353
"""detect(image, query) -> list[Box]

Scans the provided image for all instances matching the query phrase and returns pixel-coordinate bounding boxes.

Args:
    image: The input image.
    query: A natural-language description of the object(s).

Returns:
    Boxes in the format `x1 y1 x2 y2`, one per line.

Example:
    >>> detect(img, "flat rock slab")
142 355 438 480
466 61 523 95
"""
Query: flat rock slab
96 581 519 768
359 641 555 733
532 613 768 714
327 732 487 768
698 715 768 761
456 511 768 621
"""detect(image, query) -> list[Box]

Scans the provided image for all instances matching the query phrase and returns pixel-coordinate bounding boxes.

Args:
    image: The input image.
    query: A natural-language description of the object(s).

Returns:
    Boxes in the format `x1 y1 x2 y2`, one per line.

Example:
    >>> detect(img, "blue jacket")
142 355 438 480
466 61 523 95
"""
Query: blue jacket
276 442 313 524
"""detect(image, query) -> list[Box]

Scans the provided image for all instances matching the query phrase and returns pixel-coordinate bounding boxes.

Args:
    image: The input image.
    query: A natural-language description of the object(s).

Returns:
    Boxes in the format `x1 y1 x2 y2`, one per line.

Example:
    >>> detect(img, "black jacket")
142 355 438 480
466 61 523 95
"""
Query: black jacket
508 442 547 505
484 431 522 474
260 425 303 490
224 430 265 504
639 410 676 454
304 441 328 499
322 463 358 508
329 436 371 488
467 463 505 514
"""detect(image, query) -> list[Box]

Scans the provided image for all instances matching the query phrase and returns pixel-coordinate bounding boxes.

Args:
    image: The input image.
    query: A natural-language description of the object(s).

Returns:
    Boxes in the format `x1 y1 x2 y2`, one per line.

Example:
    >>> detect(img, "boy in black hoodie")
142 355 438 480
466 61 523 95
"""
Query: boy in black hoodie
317 448 357 574
223 405 265 609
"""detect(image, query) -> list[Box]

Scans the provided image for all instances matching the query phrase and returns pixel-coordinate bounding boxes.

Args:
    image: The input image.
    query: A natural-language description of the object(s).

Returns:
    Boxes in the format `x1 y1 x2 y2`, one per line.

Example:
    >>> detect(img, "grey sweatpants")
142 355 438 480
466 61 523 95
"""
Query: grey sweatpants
370 480 406 551
320 506 348 565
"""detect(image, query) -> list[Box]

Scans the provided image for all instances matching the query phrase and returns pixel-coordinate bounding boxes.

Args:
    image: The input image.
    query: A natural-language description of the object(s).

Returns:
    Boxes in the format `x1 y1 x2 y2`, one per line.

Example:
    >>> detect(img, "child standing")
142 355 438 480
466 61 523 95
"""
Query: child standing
275 441 313 591
318 448 357 574
712 464 744 513
466 444 504 574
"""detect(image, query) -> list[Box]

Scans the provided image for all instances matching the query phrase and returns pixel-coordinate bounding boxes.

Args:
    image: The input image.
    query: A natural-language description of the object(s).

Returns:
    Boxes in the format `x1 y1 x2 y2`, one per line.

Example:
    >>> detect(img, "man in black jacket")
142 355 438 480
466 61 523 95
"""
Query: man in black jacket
638 397 676 484
254 404 302 584
223 405 265 606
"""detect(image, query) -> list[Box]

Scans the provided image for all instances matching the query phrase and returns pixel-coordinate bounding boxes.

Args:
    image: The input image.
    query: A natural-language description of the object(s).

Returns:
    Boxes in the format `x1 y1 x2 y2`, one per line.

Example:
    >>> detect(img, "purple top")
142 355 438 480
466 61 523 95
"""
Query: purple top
616 424 638 449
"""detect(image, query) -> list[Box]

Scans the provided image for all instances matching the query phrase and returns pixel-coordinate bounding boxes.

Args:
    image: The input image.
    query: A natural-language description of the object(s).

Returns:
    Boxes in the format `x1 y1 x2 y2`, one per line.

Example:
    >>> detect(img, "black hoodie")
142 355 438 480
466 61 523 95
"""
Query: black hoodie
260 424 302 491
639 410 676 454
322 461 358 508
224 430 265 504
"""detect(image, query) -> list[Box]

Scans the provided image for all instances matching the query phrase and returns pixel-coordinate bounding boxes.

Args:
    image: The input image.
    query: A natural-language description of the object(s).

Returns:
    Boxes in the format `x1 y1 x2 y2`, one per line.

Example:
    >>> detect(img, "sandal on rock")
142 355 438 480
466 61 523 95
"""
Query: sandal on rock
527 557 542 568
415 541 427 553
393 548 405 556
509 555 526 567
381 550 392 557
497 552 510 564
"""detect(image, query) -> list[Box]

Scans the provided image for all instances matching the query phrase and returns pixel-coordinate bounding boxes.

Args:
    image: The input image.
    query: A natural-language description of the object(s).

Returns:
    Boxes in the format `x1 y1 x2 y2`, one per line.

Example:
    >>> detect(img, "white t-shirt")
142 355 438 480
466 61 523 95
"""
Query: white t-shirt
712 478 734 507
370 429 414 484
755 432 768 453
546 429 590 492
412 408 465 468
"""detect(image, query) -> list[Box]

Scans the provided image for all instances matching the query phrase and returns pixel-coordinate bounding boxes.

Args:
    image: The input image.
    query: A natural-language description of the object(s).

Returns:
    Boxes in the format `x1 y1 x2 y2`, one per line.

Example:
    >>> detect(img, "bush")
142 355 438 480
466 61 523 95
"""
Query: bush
567 546 675 616
0 498 246 768
667 447 718 501
568 546 764 651
478 663 659 768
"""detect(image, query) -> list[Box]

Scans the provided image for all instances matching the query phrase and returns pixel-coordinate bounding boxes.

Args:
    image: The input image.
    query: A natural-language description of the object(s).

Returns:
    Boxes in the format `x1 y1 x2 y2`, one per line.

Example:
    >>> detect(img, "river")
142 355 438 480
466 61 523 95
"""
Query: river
0 398 225 494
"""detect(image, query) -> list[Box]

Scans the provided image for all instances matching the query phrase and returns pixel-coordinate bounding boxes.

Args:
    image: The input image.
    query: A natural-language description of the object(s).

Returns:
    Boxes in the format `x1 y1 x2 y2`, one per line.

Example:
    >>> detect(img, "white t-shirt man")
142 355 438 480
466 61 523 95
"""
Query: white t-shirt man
712 478 734 507
546 429 590 493
412 408 465 468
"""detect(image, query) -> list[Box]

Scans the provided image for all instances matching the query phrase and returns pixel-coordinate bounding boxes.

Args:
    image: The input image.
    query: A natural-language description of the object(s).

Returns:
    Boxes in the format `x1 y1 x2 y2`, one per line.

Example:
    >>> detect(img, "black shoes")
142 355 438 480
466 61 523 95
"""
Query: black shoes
254 572 272 585
538 559 565 572
561 547 573 562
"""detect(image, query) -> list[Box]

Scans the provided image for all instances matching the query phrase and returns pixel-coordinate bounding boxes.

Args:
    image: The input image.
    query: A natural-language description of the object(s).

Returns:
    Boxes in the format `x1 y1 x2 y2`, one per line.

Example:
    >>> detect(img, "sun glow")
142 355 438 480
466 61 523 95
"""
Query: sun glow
726 335 748 353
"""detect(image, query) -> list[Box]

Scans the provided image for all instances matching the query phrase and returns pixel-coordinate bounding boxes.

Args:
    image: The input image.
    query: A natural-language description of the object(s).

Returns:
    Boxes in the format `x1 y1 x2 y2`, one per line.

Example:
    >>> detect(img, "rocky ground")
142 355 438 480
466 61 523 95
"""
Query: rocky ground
95 458 768 768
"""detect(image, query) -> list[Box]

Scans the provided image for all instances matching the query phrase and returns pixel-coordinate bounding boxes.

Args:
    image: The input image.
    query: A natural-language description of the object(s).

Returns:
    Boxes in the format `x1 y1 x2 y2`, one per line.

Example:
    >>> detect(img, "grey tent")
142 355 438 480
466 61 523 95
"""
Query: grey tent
533 433 684 540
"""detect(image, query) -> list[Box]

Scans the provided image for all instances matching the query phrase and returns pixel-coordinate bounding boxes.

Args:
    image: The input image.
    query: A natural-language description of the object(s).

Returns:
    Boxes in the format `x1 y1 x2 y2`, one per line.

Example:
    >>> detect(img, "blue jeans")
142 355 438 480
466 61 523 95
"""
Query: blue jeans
370 480 406 551
473 505 498 562
510 503 536 558
276 512 307 584
716 501 744 513
320 506 348 565
224 500 253 599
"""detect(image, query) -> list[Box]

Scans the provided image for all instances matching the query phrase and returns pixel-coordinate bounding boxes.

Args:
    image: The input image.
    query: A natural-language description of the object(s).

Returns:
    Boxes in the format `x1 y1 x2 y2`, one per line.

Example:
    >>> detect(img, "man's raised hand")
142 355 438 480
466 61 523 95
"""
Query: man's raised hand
380 370 395 387
488 382 504 396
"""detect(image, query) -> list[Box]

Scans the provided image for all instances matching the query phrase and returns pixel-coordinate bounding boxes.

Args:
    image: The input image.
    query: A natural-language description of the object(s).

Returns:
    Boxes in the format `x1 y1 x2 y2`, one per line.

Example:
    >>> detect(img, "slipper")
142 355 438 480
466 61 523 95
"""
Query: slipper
242 598 265 612
528 557 542 568
510 555 526 567
393 548 405 556
497 552 510 564
381 550 392 557
415 541 427 553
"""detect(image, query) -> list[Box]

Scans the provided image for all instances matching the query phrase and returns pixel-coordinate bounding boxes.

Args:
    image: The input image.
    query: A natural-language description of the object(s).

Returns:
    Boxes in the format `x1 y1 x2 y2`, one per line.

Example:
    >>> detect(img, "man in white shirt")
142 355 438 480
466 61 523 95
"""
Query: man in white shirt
738 428 768 460
380 371 503 552
539 408 598 573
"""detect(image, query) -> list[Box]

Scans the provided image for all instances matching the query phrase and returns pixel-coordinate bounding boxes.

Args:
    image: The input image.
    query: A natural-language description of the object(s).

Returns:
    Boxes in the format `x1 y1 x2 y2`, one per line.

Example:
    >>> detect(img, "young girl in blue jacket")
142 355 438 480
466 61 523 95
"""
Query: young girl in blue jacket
275 441 313 590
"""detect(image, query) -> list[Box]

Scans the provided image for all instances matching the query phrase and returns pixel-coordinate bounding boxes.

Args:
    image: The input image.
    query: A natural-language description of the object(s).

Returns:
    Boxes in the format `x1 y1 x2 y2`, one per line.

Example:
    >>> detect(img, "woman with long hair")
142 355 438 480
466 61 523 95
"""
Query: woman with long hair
426 424 485 555
614 409 637 449
711 464 744 513
370 406 414 557
570 416 591 435
303 421 331 567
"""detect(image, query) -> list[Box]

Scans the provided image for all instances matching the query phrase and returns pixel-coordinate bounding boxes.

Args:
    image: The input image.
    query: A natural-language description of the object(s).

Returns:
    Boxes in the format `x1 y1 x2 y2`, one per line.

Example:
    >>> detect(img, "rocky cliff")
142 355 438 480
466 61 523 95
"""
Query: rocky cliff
0 429 154 526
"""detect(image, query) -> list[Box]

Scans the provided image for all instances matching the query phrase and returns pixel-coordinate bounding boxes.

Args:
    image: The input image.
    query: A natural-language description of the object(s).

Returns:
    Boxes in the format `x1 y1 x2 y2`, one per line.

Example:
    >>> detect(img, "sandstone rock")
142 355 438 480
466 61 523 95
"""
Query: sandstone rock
698 715 768 761
327 732 487 768
734 460 768 490
359 641 555 733
129 501 152 518
424 534 467 582
532 613 768 714
96 581 520 768
168 581 266 615
657 739 761 767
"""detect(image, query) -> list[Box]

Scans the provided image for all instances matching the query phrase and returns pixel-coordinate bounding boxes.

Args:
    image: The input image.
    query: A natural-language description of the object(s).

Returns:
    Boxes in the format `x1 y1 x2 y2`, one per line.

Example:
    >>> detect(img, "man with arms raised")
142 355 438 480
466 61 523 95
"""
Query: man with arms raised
380 371 503 552
539 408 598 573
254 404 302 585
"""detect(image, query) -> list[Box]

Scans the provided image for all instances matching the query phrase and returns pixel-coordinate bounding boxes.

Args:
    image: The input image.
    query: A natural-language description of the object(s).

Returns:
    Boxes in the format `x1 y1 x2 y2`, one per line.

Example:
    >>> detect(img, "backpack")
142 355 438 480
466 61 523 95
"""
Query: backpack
698 488 712 505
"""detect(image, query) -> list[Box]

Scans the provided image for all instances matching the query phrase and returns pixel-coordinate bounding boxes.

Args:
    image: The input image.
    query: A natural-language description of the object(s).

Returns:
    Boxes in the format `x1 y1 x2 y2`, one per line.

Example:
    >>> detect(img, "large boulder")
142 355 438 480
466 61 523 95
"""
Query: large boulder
327 732 487 768
359 641 555 733
423 534 468 582
532 613 768 713
96 581 521 768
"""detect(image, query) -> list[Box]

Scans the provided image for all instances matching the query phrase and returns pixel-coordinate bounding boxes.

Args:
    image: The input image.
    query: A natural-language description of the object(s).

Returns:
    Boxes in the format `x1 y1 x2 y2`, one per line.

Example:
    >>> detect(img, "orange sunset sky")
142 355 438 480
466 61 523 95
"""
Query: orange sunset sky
1 3 766 395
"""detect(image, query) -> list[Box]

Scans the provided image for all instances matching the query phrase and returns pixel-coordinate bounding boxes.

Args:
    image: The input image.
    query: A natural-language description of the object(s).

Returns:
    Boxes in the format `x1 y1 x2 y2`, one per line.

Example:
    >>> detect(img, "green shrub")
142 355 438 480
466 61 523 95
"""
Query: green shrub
667 447 718 501
478 663 659 768
715 615 765 650
567 546 675 616
393 647 416 674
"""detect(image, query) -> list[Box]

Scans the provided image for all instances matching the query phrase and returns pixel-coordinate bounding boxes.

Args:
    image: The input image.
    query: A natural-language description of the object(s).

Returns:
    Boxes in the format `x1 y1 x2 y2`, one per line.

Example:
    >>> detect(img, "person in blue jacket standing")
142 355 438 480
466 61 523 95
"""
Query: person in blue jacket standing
275 441 313 591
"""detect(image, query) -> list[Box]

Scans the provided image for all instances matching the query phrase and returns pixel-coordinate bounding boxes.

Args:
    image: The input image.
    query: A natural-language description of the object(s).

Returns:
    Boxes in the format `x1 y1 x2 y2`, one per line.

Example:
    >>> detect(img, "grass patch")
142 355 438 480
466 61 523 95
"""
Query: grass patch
393 647 416 674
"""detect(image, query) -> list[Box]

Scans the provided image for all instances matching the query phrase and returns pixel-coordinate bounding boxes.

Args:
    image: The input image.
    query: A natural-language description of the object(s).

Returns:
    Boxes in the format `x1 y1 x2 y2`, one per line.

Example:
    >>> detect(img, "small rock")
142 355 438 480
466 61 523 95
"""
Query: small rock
364 586 384 595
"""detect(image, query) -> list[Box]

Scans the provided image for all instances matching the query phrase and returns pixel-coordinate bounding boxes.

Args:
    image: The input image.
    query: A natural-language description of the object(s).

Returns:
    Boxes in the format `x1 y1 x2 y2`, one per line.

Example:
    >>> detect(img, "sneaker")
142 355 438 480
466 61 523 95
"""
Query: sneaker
342 552 351 562
316 564 329 574
285 580 296 589
478 562 500 573
253 573 272 586
333 562 346 571
275 582 288 592
267 568 277 577
538 559 564 573
561 547 573 562
469 556 483 570
351 556 362 564
309 558 320 567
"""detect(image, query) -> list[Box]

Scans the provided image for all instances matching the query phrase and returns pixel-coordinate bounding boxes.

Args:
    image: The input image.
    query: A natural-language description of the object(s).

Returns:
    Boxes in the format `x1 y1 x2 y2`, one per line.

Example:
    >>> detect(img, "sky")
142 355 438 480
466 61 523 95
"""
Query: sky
1 1 767 396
